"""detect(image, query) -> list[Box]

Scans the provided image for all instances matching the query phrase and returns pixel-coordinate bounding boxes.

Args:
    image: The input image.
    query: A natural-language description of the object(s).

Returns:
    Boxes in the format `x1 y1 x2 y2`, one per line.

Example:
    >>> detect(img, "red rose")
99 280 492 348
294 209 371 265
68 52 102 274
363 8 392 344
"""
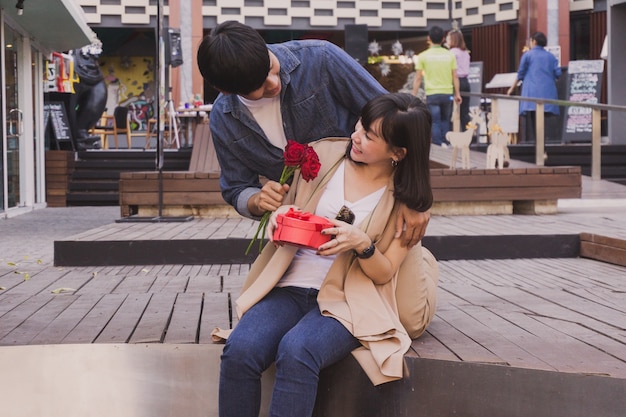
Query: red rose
300 149 321 182
283 140 307 167
246 140 321 255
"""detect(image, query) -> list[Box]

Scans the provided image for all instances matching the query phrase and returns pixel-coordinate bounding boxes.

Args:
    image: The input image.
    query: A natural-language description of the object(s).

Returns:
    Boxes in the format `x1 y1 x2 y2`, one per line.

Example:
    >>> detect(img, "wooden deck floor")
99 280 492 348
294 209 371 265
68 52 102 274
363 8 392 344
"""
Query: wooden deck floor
2 199 626 416
2 256 624 378
2 207 625 380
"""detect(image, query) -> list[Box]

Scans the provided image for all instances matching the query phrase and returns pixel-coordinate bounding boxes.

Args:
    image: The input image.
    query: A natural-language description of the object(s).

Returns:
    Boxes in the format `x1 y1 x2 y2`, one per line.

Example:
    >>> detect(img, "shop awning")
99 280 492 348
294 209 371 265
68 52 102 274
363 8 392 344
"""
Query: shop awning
1 0 97 52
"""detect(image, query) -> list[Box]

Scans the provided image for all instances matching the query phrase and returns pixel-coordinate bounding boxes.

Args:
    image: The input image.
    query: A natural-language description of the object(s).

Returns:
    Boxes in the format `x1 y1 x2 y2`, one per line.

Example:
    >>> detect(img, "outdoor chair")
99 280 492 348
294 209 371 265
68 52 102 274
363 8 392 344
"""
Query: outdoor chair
89 112 114 149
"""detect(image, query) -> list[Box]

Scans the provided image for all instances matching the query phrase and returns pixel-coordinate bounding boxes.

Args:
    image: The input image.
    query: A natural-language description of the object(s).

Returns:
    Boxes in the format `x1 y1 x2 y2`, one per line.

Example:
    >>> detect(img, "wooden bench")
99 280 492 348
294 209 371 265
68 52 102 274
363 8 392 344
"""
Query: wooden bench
580 232 626 267
119 122 229 218
119 134 583 217
45 150 75 207
430 165 582 215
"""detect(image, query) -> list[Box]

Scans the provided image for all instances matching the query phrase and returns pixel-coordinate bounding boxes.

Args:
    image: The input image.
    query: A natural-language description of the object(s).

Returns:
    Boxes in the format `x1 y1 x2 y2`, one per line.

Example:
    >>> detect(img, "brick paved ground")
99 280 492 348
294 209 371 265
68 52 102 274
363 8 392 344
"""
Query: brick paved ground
0 207 120 265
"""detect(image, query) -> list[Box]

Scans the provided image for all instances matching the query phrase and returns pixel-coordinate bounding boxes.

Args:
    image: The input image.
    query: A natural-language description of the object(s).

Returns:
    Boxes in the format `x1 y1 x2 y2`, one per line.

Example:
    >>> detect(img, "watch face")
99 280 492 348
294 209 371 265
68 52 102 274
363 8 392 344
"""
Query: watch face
358 243 375 259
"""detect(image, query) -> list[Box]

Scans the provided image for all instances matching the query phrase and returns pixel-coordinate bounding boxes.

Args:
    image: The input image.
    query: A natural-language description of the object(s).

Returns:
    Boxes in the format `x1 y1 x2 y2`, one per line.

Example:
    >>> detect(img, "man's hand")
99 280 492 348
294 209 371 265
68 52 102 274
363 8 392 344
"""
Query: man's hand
395 204 431 247
249 181 290 217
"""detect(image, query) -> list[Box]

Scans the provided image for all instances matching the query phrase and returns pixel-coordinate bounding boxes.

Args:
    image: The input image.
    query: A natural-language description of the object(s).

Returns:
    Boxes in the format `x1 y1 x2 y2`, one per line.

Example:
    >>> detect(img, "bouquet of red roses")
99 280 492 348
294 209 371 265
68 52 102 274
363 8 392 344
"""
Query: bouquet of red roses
245 140 321 255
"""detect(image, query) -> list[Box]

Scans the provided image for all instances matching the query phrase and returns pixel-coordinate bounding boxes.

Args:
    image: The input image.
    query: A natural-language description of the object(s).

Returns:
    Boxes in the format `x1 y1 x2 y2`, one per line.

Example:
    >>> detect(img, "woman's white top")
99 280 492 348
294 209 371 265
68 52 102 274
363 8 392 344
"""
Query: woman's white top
278 161 386 289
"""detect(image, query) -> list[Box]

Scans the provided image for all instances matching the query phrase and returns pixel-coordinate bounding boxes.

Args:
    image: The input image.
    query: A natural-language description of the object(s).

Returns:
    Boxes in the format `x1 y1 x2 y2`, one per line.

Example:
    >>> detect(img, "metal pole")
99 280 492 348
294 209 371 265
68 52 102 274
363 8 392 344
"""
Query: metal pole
156 0 164 218
535 102 545 166
156 0 165 172
591 108 602 180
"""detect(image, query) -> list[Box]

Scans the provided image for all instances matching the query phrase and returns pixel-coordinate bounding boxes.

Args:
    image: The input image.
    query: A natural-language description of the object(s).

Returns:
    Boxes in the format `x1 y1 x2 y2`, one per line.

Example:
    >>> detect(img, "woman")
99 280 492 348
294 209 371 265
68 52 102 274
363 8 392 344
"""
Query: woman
507 31 562 143
447 30 472 133
218 93 438 417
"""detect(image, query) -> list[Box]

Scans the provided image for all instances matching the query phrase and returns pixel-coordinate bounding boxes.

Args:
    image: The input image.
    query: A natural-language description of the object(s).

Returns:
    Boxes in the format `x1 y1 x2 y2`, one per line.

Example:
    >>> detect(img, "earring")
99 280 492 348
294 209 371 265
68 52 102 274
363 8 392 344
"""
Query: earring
391 159 398 168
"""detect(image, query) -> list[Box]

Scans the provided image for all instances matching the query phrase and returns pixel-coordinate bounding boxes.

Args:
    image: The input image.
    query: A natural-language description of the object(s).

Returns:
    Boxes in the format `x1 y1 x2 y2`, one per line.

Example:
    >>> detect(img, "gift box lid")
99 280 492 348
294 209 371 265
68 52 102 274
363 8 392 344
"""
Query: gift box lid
274 208 334 249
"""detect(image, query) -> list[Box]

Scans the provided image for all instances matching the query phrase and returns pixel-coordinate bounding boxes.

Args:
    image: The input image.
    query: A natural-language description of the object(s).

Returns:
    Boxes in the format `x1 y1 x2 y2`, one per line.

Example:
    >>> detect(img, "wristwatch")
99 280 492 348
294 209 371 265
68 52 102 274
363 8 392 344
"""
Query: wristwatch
355 243 376 259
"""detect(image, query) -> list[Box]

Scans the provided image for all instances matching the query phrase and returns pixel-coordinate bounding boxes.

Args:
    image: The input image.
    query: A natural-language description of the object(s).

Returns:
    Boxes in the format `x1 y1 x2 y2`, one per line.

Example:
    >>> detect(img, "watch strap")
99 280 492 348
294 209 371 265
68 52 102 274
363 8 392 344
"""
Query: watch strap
355 243 375 259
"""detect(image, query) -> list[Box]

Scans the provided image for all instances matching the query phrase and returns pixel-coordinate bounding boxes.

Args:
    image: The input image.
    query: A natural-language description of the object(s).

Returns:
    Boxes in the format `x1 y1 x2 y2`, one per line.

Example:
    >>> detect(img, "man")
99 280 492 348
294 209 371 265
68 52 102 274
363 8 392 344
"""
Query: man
197 21 430 246
412 26 462 147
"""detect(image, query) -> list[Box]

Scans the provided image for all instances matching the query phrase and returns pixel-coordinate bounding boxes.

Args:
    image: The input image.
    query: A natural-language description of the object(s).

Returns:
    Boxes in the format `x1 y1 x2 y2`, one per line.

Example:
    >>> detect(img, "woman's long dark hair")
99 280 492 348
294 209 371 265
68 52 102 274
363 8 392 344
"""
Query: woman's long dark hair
350 93 433 212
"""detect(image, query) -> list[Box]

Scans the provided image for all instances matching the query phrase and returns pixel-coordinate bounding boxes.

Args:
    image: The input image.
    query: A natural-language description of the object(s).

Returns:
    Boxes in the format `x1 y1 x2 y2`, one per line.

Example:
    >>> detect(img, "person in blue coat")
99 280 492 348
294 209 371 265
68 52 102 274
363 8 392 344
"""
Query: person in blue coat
507 31 562 142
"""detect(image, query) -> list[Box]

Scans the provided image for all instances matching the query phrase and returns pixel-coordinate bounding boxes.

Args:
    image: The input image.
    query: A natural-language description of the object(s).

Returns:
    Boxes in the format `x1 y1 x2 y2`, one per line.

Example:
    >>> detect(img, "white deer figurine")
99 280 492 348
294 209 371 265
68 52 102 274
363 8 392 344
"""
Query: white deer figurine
468 107 483 128
486 124 511 169
446 122 477 169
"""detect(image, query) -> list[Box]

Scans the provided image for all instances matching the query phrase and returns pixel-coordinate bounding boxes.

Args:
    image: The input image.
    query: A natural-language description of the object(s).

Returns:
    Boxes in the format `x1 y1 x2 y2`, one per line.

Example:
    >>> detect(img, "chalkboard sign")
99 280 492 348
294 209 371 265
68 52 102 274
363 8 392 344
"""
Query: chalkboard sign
467 61 483 108
562 60 605 142
44 101 74 150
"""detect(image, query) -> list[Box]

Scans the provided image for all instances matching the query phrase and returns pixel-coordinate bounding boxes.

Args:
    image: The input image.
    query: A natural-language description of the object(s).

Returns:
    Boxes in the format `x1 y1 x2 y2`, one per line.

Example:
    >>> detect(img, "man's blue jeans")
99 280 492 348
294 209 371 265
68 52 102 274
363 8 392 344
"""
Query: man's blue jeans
426 94 453 146
219 286 361 417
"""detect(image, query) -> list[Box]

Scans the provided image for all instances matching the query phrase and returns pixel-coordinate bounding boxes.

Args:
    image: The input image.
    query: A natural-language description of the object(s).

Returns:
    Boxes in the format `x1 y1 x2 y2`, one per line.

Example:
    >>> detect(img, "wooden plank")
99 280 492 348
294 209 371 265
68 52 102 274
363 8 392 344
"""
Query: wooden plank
433 186 581 201
451 305 557 371
28 294 104 345
46 189 69 196
188 124 210 172
409 329 459 361
0 294 54 339
95 293 152 343
156 221 200 240
210 218 245 239
532 315 626 370
221 273 247 297
478 280 626 339
120 191 226 206
566 286 626 314
519 286 626 333
0 269 68 309
76 272 126 294
62 293 128 343
45 150 74 161
494 309 624 376
186 274 222 294
45 196 67 207
112 274 158 294
580 234 626 267
129 292 177 343
580 233 626 250
164 293 203 343
431 172 581 188
119 178 221 193
0 294 78 345
150 274 190 293
199 292 231 343
40 270 96 294
421 313 504 364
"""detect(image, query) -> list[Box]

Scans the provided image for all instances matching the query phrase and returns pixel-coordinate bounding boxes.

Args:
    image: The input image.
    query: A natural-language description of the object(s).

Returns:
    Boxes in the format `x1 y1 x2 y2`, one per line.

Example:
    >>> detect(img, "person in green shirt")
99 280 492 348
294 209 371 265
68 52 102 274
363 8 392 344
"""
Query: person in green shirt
412 26 461 147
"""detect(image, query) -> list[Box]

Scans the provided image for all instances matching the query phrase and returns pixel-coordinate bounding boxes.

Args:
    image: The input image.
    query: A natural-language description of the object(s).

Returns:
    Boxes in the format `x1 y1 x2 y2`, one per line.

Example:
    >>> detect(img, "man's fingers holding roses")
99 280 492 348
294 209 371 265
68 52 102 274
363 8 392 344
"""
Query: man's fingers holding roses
257 181 290 213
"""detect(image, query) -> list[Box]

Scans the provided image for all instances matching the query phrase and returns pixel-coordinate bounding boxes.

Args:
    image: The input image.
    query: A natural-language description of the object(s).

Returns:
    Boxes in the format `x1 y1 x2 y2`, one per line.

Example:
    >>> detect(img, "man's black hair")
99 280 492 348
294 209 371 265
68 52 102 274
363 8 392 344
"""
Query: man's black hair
196 21 270 95
532 32 547 47
428 26 445 45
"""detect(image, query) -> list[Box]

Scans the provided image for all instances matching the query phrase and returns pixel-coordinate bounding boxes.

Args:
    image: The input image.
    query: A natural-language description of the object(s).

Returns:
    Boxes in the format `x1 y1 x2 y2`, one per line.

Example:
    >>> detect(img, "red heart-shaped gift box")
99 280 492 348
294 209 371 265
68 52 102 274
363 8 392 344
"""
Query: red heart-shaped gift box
273 208 334 249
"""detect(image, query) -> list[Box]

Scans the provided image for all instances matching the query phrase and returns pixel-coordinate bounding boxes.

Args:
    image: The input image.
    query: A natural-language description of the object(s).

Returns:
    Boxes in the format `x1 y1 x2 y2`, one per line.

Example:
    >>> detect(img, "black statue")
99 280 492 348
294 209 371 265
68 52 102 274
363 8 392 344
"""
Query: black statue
71 44 107 150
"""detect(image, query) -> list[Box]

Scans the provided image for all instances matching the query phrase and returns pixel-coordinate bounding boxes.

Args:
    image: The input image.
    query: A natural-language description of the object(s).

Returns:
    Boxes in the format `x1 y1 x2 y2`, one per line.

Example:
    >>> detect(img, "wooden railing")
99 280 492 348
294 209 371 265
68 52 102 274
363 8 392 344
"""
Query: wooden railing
463 92 626 181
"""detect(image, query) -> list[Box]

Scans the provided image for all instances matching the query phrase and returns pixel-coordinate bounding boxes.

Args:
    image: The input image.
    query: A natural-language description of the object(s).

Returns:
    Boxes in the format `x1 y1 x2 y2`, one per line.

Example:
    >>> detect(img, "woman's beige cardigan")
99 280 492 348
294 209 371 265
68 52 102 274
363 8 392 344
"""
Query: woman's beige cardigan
231 138 438 386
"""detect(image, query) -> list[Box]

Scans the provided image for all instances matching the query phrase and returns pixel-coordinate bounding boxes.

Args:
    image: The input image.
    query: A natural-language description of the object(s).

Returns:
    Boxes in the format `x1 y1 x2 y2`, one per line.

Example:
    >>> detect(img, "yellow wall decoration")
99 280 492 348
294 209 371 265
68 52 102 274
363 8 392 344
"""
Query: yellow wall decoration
99 56 156 131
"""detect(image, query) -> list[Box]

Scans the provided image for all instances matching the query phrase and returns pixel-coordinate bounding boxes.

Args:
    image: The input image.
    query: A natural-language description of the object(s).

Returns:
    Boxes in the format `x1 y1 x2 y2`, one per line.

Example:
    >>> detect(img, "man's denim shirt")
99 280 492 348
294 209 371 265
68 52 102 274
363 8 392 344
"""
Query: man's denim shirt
209 40 387 219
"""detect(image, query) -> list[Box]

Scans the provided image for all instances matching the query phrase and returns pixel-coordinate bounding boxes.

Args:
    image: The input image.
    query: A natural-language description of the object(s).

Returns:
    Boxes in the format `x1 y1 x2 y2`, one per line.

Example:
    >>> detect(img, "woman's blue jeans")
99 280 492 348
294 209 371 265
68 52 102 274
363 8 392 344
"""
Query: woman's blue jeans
219 286 361 417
